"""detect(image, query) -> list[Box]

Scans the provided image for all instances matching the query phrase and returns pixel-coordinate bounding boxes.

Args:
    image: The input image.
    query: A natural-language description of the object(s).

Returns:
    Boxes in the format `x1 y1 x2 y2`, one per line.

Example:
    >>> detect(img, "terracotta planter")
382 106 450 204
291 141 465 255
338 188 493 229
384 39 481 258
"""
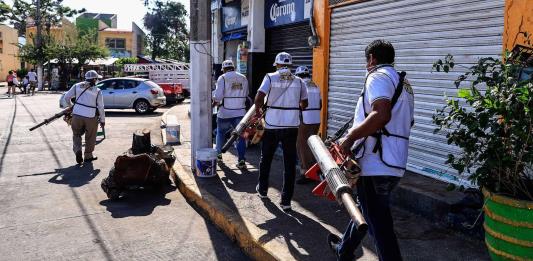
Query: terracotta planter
483 189 533 260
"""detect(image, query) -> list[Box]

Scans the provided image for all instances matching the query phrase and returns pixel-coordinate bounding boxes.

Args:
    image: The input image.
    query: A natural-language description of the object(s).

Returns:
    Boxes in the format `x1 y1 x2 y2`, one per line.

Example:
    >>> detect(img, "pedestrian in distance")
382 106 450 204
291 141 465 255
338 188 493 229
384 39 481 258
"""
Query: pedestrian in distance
212 59 249 169
27 68 38 96
22 76 29 94
63 70 106 164
6 70 15 98
12 74 21 94
254 52 308 211
294 66 322 185
327 40 415 261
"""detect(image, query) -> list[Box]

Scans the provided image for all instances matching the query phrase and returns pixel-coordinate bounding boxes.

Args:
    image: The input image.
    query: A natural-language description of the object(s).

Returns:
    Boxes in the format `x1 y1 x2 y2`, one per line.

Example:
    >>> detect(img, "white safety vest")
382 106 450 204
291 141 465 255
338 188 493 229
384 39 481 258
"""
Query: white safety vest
301 78 321 125
68 82 102 119
352 65 415 170
220 71 248 110
264 71 303 128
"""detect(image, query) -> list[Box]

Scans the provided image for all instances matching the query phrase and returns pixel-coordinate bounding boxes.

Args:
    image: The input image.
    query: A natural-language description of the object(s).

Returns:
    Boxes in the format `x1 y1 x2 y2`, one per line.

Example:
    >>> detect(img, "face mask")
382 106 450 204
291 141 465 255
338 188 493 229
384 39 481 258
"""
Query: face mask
278 67 291 76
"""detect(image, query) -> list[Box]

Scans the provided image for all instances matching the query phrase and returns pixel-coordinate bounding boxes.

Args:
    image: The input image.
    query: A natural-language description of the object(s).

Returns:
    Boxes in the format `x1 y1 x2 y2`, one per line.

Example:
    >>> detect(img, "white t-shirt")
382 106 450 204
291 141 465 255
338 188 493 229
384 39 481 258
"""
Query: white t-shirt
352 66 405 177
27 71 37 82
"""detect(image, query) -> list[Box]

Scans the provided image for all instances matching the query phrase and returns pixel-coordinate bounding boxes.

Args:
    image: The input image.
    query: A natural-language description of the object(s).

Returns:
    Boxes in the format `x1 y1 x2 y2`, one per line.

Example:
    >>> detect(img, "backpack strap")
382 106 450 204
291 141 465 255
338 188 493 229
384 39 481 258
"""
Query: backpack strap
390 71 406 108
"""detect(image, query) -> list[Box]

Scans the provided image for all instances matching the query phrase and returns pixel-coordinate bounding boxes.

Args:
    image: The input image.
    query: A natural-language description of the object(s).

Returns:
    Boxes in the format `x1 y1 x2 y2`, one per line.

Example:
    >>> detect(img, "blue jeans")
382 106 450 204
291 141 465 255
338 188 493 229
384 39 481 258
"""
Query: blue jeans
216 116 246 161
337 176 402 261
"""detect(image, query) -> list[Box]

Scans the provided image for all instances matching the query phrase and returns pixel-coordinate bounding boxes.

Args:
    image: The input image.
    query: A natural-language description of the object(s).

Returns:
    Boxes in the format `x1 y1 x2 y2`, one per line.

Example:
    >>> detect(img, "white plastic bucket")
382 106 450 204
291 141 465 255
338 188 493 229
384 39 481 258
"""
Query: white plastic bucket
195 148 217 178
165 115 180 144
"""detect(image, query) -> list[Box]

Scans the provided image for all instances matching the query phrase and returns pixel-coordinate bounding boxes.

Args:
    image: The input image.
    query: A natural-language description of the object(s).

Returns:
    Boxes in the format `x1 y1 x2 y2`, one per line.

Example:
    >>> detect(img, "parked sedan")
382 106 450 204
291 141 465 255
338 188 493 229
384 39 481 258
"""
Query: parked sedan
60 78 166 114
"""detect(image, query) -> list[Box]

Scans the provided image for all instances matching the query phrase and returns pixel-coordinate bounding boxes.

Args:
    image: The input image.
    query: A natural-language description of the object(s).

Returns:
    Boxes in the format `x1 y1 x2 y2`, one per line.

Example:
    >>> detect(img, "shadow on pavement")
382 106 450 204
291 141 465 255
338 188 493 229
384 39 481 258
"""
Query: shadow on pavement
218 163 257 194
99 185 175 218
48 162 101 187
258 199 346 261
218 147 375 260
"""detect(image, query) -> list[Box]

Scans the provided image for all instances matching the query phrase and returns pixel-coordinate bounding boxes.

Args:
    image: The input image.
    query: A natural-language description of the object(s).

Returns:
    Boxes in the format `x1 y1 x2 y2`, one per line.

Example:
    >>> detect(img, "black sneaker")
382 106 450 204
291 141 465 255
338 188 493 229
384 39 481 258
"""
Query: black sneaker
256 184 268 199
296 175 313 185
75 151 83 164
84 156 98 163
236 160 246 169
280 202 292 211
327 233 341 254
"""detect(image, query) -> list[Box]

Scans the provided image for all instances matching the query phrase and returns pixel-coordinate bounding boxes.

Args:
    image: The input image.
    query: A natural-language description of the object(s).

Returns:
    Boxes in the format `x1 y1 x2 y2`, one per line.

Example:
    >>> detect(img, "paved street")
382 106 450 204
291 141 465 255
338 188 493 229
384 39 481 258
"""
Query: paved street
0 93 247 260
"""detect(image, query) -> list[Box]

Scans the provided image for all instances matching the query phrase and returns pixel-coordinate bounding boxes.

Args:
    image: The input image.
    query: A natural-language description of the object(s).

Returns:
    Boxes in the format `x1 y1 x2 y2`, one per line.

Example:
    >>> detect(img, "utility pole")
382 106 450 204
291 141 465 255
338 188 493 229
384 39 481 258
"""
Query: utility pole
35 0 43 91
189 0 212 169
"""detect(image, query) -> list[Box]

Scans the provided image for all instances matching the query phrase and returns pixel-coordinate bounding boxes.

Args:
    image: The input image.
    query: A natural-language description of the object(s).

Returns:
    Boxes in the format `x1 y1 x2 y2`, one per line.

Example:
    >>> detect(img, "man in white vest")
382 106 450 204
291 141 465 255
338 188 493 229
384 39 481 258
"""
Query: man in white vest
294 66 322 184
327 40 414 261
212 59 249 168
63 70 105 164
254 52 308 211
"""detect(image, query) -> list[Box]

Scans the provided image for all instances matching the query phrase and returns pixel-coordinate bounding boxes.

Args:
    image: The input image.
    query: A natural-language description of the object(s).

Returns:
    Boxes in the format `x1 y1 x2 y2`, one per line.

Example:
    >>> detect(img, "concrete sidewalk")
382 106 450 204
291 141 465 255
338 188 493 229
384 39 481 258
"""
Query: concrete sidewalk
166 101 489 261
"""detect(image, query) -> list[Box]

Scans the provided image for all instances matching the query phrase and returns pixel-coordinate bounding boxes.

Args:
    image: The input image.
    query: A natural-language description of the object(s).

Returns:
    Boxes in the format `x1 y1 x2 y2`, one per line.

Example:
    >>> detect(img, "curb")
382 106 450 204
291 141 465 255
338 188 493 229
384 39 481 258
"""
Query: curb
162 108 292 261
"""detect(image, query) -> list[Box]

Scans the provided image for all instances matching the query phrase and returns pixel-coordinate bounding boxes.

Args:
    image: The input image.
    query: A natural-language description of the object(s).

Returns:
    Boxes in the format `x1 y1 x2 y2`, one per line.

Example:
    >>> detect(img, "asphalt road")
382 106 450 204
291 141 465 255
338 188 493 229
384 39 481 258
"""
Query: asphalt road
0 93 248 260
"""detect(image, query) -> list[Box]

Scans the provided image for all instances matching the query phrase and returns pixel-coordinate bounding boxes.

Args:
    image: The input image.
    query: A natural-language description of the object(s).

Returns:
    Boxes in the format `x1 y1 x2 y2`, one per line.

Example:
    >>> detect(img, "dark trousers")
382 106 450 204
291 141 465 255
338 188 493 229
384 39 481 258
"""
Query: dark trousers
337 176 402 261
257 128 298 205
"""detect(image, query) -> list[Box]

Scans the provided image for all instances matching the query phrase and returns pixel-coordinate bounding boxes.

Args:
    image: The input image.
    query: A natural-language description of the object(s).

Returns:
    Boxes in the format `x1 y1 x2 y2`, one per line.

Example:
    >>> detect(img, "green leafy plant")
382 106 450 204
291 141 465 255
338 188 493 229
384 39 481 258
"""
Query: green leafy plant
432 34 533 200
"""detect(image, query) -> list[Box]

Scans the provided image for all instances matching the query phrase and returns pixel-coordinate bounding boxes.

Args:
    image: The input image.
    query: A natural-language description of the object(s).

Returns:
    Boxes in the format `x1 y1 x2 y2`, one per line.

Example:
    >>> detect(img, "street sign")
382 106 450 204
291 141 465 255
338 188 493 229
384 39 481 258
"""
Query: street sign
264 0 311 28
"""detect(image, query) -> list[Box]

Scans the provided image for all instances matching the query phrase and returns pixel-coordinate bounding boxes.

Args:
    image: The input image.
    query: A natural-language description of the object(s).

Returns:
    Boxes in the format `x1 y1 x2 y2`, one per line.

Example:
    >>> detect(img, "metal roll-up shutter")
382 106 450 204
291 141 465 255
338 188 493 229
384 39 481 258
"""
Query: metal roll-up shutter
266 22 313 72
327 0 504 185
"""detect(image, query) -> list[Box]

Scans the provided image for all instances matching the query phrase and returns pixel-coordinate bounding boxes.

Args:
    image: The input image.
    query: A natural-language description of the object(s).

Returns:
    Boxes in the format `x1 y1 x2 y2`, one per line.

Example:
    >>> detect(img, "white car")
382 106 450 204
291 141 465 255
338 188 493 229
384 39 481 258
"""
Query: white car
60 78 166 114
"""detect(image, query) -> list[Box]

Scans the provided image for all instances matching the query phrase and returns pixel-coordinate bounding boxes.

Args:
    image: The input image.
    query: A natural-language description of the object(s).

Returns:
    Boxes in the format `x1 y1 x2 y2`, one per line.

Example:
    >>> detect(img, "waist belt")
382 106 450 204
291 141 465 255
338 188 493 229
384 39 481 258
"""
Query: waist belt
266 105 300 110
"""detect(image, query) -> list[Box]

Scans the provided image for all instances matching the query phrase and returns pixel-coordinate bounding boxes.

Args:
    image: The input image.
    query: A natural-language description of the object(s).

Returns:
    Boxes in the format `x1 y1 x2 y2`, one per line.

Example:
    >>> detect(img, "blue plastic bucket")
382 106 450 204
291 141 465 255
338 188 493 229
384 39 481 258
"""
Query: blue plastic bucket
195 148 217 178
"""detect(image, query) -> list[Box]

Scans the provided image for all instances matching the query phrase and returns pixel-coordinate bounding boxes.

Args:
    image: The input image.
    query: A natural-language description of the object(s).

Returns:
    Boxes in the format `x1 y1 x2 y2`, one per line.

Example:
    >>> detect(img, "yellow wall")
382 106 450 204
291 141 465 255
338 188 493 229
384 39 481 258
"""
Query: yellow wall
312 0 331 137
503 0 533 52
0 25 20 80
25 18 77 45
97 30 134 56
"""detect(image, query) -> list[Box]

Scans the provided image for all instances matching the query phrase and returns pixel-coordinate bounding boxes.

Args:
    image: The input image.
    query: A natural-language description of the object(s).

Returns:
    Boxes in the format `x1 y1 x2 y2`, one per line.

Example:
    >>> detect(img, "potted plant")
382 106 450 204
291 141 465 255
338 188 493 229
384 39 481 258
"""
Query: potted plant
432 34 532 260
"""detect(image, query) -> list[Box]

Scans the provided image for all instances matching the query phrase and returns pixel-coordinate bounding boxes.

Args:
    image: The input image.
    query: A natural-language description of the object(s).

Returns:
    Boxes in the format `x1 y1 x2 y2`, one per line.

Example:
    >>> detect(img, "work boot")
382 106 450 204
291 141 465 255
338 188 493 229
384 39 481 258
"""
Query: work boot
75 151 83 164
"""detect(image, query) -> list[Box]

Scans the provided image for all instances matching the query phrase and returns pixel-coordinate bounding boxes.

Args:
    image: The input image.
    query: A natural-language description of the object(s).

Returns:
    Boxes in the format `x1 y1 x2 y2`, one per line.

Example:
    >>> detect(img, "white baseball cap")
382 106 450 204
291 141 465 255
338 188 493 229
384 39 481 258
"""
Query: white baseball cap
222 60 235 70
85 70 103 80
295 66 310 76
273 52 292 66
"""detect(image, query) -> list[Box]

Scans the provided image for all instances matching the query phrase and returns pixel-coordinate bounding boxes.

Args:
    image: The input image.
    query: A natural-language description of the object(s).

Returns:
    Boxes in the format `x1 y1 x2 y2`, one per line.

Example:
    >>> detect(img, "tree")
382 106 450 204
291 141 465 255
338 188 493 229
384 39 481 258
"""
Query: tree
19 29 108 89
143 0 189 62
1 0 85 90
0 0 84 37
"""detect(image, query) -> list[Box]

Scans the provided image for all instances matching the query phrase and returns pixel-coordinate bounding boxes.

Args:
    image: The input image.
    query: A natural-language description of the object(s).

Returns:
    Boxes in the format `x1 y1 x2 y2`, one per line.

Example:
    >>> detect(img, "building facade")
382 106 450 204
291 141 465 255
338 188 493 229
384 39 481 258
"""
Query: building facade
312 0 532 186
26 18 77 45
0 24 20 80
76 13 145 58
212 0 533 186
212 0 314 96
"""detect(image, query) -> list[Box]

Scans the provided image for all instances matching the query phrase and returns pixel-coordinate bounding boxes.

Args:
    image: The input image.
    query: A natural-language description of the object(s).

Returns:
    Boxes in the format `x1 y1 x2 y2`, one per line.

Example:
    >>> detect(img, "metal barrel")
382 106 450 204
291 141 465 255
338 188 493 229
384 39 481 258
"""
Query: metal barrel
307 135 368 232
29 121 47 131
340 192 368 234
